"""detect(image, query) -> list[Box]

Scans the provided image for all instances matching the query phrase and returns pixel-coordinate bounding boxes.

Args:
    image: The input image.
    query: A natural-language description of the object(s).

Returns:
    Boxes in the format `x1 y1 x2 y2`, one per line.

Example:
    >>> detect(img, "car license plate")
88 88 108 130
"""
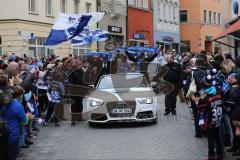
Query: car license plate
111 108 132 114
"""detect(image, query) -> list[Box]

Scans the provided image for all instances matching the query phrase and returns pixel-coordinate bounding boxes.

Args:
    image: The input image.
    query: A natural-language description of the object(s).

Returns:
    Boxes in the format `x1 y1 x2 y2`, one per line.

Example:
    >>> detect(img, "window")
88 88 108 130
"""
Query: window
169 4 172 22
28 0 37 13
173 4 178 23
163 3 166 20
159 1 163 20
60 0 67 13
46 0 53 16
47 48 54 56
213 12 216 24
142 0 148 9
128 0 135 6
137 0 142 8
73 45 91 56
85 3 91 13
209 11 212 23
180 10 188 23
173 6 176 22
204 10 207 23
74 0 80 14
218 13 221 25
180 41 190 53
28 37 51 58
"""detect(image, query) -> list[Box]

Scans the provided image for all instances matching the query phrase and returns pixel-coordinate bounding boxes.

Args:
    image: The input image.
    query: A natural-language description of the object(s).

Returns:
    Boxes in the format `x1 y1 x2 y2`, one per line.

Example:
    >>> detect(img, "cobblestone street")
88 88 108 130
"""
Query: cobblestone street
20 96 216 160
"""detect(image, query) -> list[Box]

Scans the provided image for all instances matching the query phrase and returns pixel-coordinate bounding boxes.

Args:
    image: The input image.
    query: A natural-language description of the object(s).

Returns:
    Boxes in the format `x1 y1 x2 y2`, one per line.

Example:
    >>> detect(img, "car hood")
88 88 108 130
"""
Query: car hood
87 87 155 102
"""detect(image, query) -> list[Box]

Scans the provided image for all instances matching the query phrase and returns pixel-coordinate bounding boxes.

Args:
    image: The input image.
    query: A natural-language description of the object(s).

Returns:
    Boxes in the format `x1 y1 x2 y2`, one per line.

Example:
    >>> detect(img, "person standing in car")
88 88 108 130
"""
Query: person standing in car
125 51 158 83
163 54 182 116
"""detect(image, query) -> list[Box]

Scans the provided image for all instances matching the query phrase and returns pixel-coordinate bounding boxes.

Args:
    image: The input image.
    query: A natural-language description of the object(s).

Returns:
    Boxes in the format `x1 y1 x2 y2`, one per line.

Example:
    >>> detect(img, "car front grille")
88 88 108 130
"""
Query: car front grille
91 113 108 121
106 101 136 118
136 111 154 119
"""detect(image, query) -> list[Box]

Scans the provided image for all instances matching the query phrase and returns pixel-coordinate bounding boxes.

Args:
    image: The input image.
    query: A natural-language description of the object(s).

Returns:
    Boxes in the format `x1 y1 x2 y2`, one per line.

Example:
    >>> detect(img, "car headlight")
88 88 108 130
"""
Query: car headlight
137 98 153 104
90 99 104 107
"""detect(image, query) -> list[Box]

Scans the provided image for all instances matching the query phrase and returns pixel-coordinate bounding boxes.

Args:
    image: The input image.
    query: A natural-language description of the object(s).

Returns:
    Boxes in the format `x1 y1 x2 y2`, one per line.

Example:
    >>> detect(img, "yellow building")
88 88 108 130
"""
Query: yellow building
180 0 223 53
0 0 97 57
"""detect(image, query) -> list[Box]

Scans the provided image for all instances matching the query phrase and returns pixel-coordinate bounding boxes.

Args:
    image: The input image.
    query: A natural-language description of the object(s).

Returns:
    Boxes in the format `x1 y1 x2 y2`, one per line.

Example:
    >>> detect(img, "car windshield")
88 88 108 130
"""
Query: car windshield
97 74 149 89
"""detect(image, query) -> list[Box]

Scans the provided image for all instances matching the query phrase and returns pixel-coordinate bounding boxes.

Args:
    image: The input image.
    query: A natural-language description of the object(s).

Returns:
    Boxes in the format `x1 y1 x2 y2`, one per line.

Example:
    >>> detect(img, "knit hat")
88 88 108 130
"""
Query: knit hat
209 68 218 85
202 75 213 87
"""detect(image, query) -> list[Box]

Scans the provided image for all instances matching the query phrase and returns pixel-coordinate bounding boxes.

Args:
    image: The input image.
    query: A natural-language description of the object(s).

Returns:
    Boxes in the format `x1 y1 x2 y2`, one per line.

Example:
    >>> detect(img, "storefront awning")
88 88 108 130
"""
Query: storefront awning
213 20 240 41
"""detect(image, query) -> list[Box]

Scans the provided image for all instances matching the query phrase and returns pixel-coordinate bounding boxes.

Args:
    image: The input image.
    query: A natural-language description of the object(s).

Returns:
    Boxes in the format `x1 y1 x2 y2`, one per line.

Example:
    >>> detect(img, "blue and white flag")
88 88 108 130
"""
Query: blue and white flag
85 52 112 61
127 46 160 53
71 28 109 46
44 12 105 46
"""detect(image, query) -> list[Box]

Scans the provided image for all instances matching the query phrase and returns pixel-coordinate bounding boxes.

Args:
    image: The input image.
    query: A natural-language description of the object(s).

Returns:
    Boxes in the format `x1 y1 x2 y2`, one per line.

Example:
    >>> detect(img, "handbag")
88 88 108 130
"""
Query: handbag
186 71 197 98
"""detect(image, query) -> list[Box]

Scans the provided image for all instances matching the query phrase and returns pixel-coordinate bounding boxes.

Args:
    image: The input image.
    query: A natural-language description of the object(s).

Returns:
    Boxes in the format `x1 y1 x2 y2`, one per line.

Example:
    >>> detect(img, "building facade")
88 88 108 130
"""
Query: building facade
127 0 154 47
217 0 240 57
97 0 127 51
0 0 97 57
153 0 180 53
180 0 223 53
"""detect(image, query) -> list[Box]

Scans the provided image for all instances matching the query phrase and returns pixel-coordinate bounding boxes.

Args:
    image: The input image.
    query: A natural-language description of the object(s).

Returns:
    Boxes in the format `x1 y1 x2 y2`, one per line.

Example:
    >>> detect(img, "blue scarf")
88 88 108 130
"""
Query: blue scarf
203 86 216 95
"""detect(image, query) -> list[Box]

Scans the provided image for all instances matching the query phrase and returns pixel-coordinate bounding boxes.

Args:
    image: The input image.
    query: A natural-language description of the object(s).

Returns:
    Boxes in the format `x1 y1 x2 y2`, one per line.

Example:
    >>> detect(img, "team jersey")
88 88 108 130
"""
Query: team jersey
198 90 223 129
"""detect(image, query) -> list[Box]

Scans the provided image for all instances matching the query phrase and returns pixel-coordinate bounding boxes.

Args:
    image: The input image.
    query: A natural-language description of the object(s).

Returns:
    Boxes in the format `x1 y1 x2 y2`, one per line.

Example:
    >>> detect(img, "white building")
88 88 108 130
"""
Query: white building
153 0 180 53
97 0 127 51
0 0 97 57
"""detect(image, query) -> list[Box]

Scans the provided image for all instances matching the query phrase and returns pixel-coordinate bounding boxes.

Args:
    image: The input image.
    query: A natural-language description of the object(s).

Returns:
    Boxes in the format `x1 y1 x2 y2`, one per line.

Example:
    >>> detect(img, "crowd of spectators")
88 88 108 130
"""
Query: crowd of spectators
1 50 240 160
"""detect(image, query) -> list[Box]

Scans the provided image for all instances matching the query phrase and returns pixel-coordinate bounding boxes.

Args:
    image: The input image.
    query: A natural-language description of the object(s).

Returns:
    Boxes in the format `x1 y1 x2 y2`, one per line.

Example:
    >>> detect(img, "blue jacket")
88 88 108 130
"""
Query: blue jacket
1 99 27 142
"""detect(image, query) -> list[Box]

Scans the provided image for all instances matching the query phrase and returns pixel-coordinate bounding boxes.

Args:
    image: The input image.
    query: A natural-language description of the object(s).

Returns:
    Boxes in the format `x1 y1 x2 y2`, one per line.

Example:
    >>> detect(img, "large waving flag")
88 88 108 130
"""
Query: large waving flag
44 12 105 46
71 28 109 46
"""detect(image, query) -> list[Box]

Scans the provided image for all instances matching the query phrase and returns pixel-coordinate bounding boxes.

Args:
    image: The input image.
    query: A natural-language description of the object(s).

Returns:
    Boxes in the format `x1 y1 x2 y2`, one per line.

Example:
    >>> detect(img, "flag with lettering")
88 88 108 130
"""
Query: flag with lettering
44 12 105 46
71 28 109 46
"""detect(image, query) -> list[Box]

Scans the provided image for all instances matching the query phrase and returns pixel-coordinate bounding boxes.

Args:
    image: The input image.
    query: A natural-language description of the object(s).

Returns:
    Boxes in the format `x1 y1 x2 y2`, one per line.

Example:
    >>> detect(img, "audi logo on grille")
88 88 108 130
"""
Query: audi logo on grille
117 101 127 107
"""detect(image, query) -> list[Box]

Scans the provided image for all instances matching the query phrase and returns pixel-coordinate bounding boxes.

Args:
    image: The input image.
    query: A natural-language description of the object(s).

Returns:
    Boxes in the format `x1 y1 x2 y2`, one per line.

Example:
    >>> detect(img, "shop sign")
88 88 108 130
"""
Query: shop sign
136 30 150 33
108 25 122 33
162 36 174 42
133 33 145 39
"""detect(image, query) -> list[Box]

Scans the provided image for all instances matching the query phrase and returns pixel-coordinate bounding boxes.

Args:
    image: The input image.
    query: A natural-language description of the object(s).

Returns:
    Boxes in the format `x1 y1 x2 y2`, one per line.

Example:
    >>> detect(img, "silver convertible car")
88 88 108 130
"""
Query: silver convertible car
82 73 159 125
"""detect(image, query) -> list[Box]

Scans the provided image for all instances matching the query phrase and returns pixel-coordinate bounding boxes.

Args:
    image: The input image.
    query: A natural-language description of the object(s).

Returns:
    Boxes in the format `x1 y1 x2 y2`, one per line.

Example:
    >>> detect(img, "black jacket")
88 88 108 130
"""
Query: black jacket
230 85 240 108
192 66 209 92
163 62 182 85
68 69 86 86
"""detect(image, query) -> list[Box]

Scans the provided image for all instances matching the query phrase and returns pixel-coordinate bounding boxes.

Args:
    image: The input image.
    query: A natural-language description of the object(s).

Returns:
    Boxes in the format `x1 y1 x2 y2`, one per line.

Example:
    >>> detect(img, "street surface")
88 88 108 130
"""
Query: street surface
20 96 235 160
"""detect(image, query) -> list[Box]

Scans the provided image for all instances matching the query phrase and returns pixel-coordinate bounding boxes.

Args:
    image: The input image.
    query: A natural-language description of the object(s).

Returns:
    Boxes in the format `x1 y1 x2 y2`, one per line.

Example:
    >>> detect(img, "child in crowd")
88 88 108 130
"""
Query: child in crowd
195 75 224 160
